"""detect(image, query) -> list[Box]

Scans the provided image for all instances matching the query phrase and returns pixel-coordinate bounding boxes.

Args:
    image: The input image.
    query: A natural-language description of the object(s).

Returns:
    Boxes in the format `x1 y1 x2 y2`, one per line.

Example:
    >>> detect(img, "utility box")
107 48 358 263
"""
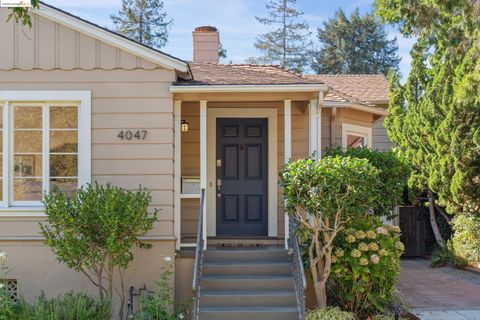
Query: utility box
181 177 200 194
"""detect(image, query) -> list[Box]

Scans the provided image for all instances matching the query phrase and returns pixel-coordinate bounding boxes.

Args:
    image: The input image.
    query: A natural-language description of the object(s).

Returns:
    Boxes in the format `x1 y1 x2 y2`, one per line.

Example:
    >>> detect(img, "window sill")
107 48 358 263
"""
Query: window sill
0 207 46 217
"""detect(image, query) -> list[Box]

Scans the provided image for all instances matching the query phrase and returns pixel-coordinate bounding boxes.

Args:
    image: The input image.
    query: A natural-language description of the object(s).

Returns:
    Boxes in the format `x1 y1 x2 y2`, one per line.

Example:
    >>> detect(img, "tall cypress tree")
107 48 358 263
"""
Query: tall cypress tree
311 9 400 75
111 0 172 49
248 0 312 72
378 0 480 245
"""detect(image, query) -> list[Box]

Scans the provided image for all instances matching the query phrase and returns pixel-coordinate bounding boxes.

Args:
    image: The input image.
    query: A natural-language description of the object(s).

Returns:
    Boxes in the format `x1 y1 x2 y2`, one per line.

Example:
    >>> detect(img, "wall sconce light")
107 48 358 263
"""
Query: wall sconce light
181 120 189 133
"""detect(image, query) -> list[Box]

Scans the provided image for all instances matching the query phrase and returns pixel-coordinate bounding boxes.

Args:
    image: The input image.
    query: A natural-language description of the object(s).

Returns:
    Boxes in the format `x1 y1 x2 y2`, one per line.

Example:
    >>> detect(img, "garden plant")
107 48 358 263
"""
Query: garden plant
281 155 380 308
330 216 404 316
40 182 158 320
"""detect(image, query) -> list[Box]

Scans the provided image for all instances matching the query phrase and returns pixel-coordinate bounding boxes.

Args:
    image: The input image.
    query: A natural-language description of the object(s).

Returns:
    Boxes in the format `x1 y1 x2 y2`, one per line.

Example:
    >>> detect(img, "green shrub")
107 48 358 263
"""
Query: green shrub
41 182 158 319
325 147 409 218
281 156 380 307
13 292 111 320
134 262 189 320
330 216 404 317
306 307 356 320
449 214 480 265
430 246 453 267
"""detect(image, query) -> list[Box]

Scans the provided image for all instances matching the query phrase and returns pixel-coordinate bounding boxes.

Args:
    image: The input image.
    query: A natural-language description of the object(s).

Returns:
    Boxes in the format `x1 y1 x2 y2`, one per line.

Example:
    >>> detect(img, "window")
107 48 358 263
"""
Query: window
342 123 372 149
0 91 91 209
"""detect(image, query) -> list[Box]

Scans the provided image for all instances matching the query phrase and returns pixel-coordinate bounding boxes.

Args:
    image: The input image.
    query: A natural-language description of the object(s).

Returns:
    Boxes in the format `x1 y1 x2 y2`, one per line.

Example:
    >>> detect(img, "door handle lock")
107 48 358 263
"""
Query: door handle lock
216 179 222 187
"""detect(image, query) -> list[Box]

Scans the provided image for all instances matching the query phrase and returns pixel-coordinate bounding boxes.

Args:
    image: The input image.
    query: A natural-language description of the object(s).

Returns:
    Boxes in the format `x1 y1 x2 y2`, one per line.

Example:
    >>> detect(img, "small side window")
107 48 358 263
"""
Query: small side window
342 123 372 149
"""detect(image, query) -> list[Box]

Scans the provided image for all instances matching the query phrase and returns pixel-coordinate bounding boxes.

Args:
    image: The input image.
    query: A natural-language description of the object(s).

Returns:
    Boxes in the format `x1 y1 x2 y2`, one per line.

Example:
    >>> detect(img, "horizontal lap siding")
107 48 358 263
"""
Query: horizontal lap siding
0 69 176 237
372 116 393 151
333 108 373 146
180 101 309 240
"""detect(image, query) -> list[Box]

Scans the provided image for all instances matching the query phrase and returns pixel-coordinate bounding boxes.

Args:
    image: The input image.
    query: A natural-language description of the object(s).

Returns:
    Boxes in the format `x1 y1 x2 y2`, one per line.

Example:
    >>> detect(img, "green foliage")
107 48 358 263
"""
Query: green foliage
430 245 453 267
330 216 404 316
40 182 158 319
325 147 409 218
11 292 111 320
281 155 380 307
449 214 480 265
6 0 39 28
0 252 15 320
281 156 381 222
376 0 480 217
311 9 400 75
248 0 312 72
111 0 172 49
306 307 355 320
134 262 189 320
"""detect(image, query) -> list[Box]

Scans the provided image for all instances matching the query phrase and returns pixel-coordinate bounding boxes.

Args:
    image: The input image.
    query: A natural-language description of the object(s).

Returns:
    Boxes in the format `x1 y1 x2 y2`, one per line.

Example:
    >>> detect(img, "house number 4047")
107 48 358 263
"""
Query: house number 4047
117 130 148 140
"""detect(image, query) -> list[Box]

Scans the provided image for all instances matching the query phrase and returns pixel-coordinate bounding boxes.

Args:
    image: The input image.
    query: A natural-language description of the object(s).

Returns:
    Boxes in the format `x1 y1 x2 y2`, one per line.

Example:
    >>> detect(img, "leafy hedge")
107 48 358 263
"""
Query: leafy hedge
324 147 409 218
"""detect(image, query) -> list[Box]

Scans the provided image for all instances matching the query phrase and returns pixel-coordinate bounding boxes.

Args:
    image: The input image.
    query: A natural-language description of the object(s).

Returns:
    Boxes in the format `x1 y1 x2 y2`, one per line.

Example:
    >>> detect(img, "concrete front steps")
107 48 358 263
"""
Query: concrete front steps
198 245 299 320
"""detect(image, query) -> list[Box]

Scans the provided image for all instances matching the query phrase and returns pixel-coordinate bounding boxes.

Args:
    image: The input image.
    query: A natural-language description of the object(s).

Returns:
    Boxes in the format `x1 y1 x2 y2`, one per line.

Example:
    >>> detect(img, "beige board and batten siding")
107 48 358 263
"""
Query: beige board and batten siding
180 101 309 241
0 11 159 70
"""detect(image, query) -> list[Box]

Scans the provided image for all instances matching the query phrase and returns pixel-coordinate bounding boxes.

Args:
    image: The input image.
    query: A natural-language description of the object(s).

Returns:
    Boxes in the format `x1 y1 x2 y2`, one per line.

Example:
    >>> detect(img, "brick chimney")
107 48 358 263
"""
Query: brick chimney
192 26 219 63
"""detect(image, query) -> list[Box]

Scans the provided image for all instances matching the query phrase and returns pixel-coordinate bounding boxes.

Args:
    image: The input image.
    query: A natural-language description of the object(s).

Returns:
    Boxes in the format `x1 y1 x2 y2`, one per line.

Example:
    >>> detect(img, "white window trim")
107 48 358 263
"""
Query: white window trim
342 123 372 148
0 90 91 216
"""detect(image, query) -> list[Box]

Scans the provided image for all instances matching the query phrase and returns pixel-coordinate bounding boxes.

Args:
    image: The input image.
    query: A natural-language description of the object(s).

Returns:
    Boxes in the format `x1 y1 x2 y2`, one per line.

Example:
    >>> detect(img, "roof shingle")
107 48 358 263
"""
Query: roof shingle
176 62 323 86
307 74 389 106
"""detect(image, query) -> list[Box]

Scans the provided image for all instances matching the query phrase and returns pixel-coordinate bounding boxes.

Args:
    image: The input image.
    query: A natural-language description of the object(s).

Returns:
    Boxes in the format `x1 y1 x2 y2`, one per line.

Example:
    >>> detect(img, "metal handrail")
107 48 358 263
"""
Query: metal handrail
192 188 206 320
288 215 307 320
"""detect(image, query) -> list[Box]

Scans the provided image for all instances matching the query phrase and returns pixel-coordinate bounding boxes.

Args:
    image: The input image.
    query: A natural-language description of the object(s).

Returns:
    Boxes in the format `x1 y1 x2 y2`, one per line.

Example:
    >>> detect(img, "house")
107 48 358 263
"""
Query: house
0 3 391 319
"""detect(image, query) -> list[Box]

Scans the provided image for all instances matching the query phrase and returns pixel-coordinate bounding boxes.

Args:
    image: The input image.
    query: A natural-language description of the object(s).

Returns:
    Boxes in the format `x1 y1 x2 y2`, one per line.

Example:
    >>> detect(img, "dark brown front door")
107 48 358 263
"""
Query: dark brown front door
216 118 268 236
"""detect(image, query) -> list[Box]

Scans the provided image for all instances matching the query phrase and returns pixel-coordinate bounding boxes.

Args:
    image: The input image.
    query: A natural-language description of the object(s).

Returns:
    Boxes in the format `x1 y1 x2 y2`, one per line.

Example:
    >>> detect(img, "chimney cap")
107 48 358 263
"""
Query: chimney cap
194 26 218 32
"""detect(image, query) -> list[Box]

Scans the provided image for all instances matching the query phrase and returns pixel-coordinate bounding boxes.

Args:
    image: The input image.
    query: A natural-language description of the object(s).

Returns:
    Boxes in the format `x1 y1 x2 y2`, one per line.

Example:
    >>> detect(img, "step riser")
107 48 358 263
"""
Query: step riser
199 311 298 320
200 294 297 308
201 278 294 291
205 251 288 263
203 264 291 276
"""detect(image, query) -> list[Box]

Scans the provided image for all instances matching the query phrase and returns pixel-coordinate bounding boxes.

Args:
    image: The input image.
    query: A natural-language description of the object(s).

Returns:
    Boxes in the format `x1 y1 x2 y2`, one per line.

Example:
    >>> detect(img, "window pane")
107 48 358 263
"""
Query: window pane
50 178 77 195
50 107 78 129
14 107 42 129
50 155 77 177
14 131 42 153
14 155 42 177
14 178 42 201
50 131 78 153
347 134 366 148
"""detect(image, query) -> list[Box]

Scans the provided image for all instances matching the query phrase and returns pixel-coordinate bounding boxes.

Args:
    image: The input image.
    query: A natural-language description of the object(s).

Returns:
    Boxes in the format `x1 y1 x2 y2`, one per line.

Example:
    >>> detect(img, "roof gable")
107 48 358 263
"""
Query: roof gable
0 3 187 72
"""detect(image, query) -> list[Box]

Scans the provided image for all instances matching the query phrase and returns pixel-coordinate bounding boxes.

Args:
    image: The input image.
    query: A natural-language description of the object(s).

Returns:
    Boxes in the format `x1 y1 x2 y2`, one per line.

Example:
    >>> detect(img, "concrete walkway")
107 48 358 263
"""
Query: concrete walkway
398 259 480 320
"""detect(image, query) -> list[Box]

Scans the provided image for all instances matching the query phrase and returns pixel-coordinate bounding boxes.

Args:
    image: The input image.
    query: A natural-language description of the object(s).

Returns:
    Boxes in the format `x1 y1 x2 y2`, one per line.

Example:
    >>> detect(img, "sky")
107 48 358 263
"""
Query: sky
44 0 415 77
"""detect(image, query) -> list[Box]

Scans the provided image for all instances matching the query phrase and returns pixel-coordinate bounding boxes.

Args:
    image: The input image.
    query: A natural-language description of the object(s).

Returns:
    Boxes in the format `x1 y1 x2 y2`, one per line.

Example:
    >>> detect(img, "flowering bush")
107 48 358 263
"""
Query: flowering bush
330 216 404 316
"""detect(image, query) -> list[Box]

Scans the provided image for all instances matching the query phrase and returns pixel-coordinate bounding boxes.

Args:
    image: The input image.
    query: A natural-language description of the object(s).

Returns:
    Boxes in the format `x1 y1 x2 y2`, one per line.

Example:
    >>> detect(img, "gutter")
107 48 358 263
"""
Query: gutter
323 101 388 116
170 84 329 93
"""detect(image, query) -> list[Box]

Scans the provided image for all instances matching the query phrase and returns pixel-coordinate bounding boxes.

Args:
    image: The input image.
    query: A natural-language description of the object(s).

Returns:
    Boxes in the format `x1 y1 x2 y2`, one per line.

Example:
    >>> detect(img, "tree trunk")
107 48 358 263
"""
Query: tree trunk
428 190 445 247
314 281 327 308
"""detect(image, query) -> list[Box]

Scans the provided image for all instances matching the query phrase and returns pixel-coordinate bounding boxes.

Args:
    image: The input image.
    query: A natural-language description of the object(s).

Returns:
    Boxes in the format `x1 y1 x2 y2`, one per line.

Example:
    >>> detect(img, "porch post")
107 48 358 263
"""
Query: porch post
309 99 318 158
318 91 324 158
200 100 208 250
174 100 182 250
284 99 292 249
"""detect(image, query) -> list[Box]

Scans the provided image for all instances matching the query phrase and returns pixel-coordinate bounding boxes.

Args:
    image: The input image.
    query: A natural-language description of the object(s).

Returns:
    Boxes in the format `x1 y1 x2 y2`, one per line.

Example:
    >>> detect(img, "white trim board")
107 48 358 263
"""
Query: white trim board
206 108 278 237
0 90 91 213
170 84 328 93
34 3 188 72
342 123 372 148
